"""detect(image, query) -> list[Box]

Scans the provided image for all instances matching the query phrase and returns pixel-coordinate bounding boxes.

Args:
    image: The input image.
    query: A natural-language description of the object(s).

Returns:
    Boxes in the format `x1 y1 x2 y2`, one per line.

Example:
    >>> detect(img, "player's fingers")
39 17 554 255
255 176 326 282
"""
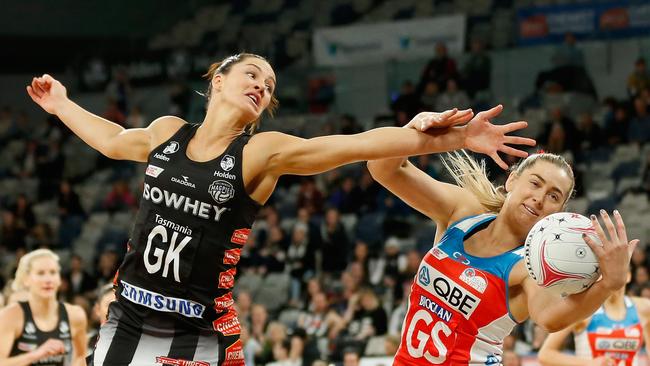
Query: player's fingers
499 145 529 158
504 135 537 146
599 209 619 245
490 152 508 170
476 104 503 119
583 233 605 258
628 239 639 257
26 86 39 101
501 121 529 133
612 210 629 245
590 214 609 248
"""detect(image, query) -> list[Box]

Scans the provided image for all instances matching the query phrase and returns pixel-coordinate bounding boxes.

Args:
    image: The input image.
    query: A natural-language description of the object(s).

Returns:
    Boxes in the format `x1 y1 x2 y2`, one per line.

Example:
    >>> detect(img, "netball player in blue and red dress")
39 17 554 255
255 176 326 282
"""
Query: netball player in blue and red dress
27 53 534 366
539 279 650 366
368 116 639 366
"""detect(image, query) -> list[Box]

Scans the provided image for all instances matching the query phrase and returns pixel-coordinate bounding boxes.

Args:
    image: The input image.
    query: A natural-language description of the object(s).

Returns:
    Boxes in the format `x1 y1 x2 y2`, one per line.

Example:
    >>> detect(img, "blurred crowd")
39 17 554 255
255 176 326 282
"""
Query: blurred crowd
0 38 649 366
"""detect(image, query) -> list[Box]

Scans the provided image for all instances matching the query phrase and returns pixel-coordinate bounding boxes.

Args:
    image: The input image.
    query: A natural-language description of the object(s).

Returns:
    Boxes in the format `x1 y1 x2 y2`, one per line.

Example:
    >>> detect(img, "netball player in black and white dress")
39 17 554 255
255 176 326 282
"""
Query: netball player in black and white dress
0 249 87 366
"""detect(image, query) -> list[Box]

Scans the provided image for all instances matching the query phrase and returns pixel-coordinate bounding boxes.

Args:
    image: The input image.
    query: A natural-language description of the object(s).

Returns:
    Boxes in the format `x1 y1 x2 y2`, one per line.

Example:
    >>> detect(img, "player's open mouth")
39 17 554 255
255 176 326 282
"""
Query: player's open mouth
523 204 538 216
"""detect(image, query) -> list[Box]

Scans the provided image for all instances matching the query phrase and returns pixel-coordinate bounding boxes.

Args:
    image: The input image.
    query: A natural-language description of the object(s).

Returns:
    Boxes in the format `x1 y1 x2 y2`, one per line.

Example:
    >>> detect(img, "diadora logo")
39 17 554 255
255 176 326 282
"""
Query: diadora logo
163 141 180 154
417 263 481 319
146 164 164 178
452 252 470 265
221 155 235 171
171 175 196 189
208 180 235 204
418 266 431 286
459 268 488 294
214 170 236 180
120 280 205 318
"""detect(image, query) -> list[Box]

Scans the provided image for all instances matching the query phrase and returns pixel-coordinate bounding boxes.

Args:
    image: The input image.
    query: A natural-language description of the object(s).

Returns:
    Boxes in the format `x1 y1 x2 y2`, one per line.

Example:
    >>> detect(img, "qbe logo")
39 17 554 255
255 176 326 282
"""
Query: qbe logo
208 180 235 204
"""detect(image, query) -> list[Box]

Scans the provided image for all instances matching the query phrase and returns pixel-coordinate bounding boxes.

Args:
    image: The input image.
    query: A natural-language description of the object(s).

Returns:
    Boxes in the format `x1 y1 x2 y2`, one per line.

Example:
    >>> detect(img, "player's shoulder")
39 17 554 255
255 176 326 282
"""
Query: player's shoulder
63 303 87 327
147 115 188 143
0 302 24 329
630 296 650 319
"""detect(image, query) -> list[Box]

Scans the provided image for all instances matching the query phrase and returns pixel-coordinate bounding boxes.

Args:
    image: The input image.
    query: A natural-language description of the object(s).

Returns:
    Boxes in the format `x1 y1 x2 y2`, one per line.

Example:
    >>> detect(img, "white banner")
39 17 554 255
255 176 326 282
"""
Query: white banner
313 15 466 67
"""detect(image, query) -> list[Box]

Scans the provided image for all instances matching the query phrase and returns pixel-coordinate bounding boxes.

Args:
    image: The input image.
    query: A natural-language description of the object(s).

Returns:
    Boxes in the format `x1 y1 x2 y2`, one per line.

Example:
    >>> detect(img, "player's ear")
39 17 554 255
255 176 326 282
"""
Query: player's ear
504 171 518 193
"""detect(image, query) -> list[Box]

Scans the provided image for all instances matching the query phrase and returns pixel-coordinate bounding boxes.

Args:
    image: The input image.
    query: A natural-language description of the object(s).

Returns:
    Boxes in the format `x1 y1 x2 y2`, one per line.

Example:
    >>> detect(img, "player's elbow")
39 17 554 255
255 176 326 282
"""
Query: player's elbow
537 350 554 366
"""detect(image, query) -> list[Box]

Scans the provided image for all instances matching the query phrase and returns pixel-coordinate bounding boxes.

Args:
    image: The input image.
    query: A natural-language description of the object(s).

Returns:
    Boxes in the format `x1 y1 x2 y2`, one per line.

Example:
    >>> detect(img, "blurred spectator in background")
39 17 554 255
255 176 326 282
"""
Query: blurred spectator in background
318 208 350 276
298 178 324 215
538 107 578 152
436 79 470 111
57 180 85 247
103 98 126 126
552 32 584 68
96 249 119 285
297 292 344 340
605 105 631 146
103 179 137 213
125 105 146 128
342 348 361 366
628 96 650 144
536 33 596 97
628 58 650 98
63 254 96 299
419 81 439 111
391 81 421 121
1 210 27 251
575 112 603 151
328 177 360 214
106 67 132 115
287 222 315 304
11 194 36 234
418 42 458 95
169 80 191 118
308 76 336 114
339 114 363 135
462 39 491 99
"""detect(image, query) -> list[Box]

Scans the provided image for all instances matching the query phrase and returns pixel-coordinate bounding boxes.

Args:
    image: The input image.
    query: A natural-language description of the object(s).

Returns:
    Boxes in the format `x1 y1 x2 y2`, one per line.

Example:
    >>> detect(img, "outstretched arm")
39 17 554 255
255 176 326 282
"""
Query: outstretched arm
538 324 605 366
27 74 182 162
366 106 535 224
524 210 638 332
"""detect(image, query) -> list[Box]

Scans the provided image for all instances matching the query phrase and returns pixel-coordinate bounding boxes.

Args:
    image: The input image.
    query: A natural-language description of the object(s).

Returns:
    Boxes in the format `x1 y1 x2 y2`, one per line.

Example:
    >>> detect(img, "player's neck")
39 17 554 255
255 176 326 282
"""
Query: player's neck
28 293 57 317
604 289 627 319
201 102 248 139
488 214 524 250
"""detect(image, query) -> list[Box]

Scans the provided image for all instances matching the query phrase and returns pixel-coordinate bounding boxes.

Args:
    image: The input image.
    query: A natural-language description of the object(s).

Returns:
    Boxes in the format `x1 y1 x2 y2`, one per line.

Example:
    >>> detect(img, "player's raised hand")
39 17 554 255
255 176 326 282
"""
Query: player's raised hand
27 74 68 115
463 104 536 169
583 209 639 291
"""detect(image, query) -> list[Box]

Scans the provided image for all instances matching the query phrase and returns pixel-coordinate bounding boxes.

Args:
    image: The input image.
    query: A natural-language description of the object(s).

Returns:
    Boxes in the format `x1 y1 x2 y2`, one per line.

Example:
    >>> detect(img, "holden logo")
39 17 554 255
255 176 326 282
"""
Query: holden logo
208 180 235 204
163 141 179 154
220 155 235 171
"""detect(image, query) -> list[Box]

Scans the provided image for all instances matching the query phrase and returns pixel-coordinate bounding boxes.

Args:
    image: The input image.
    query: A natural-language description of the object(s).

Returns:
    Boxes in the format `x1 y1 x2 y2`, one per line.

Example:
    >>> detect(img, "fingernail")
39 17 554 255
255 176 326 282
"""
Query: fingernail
600 209 606 215
590 215 596 220
614 210 619 215
582 233 586 238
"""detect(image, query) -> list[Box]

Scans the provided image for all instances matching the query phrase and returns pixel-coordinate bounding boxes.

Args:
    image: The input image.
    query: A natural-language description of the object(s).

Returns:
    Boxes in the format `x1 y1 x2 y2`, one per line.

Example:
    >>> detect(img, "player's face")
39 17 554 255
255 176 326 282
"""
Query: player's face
214 58 276 123
506 161 573 228
26 257 61 299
